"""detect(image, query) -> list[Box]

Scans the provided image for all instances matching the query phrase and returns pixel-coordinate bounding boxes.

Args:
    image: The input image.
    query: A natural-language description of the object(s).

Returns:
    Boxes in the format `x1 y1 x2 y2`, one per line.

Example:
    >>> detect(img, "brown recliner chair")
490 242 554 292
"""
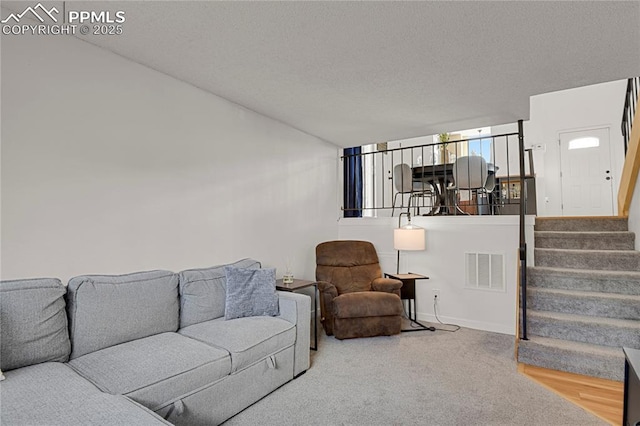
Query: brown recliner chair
316 240 404 339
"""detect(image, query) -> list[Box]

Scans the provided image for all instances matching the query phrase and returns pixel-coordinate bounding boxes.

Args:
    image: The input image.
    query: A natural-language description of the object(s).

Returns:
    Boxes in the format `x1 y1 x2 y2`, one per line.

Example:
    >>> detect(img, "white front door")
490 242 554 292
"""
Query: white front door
559 127 614 216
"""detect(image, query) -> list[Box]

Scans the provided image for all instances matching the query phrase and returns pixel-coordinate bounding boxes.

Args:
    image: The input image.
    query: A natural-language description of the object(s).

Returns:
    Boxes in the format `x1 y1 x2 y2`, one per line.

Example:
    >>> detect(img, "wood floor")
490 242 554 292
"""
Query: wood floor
518 363 624 425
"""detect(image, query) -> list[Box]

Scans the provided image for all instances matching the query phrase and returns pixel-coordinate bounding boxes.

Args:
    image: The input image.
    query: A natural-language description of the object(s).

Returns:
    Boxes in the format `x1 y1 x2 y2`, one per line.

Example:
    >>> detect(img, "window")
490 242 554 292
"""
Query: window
461 127 493 163
568 137 599 150
468 137 493 163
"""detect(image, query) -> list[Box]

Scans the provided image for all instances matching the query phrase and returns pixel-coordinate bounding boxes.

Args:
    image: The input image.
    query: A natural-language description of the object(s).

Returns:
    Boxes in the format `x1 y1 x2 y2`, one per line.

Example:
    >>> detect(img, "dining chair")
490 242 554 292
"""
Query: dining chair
451 156 490 215
484 164 498 214
392 164 435 216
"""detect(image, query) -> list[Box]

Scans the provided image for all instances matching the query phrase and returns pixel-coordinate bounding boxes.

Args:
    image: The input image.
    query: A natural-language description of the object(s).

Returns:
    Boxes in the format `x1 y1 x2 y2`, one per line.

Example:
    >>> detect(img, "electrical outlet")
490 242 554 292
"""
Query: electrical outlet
432 289 440 300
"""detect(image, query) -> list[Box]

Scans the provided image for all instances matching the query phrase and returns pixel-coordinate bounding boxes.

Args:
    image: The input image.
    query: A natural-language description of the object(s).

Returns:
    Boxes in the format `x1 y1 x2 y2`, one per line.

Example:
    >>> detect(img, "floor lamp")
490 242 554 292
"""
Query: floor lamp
394 212 435 332
394 211 425 274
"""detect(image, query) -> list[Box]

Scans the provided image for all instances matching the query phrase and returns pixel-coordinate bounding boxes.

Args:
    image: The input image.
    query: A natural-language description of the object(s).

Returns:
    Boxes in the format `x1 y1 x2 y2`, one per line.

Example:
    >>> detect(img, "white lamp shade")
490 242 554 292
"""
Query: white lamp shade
394 226 425 251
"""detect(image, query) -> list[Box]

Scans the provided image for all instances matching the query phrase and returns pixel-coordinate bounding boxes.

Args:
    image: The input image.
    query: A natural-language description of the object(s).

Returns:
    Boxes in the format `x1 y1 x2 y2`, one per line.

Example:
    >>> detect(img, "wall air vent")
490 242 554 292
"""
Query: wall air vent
465 253 505 291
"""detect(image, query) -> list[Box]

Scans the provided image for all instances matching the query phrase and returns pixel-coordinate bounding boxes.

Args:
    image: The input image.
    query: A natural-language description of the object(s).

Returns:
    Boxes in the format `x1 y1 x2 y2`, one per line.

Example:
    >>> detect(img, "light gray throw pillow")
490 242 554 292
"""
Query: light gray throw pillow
224 266 279 320
178 258 261 328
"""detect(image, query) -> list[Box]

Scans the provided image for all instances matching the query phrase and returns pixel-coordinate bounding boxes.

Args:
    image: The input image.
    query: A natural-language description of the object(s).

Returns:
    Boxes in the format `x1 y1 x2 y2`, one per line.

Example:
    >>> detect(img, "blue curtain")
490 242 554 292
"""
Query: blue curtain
343 147 363 217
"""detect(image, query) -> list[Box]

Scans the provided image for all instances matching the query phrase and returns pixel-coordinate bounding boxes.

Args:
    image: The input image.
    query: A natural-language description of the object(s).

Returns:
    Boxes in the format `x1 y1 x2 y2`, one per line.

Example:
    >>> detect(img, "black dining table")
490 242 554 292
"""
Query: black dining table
412 162 499 215
411 163 456 214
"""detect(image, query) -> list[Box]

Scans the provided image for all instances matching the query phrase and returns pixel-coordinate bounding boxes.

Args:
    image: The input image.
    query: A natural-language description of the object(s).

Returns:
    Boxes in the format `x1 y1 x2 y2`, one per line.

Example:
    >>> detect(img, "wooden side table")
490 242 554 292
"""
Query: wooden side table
275 279 318 351
384 273 435 332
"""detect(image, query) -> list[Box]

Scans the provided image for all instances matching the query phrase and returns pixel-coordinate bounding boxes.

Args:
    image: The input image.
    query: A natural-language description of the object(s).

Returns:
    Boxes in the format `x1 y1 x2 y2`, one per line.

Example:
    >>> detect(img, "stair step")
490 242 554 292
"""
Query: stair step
527 287 640 320
527 310 640 348
534 231 635 250
535 216 628 232
535 248 640 271
527 267 640 295
518 336 625 381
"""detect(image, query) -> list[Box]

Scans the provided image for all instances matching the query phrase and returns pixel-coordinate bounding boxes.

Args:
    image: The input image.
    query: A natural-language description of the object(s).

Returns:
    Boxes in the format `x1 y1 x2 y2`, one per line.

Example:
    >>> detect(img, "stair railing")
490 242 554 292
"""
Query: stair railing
622 77 639 155
619 76 640 216
518 119 528 341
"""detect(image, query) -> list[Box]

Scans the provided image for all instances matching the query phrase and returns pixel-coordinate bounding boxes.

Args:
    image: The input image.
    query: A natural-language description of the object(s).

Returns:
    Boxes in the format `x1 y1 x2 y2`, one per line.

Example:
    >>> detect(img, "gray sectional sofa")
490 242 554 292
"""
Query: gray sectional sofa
0 259 310 425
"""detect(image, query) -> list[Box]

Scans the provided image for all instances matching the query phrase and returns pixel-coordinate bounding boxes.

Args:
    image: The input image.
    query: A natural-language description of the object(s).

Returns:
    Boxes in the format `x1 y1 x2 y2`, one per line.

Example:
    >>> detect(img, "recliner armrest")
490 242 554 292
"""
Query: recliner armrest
316 281 338 336
371 277 403 293
317 281 337 296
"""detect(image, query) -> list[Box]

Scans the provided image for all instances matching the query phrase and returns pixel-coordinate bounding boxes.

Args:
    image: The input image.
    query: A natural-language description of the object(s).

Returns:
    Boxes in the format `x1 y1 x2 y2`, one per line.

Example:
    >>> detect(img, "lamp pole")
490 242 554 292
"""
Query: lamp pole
396 211 411 273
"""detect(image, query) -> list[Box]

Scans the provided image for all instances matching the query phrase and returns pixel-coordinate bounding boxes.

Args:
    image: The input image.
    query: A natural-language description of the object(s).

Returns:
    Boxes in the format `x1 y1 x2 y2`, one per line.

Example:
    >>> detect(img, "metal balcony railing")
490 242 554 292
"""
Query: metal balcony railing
341 130 533 218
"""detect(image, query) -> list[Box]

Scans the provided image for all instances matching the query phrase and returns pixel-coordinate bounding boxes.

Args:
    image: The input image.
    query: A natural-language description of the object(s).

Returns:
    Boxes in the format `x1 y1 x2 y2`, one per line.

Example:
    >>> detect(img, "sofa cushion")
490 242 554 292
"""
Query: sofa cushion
224 266 279 320
0 278 70 370
178 258 261 328
68 332 230 410
0 362 169 425
67 270 179 359
179 316 295 372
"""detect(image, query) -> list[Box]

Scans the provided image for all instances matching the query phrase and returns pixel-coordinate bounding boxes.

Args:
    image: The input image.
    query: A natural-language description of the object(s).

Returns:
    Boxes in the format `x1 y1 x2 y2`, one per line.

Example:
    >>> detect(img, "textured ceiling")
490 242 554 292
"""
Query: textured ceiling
7 1 640 147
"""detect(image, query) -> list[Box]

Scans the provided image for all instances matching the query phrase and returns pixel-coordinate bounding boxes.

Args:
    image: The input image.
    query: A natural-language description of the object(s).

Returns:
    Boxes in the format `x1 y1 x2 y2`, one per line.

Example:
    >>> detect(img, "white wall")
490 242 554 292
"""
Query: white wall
338 215 535 335
1 31 339 283
522 80 628 217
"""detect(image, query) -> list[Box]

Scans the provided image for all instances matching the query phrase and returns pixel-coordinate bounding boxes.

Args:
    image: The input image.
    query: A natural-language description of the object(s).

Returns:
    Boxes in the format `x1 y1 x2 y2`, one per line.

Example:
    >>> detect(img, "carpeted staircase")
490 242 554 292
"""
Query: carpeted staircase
518 216 640 381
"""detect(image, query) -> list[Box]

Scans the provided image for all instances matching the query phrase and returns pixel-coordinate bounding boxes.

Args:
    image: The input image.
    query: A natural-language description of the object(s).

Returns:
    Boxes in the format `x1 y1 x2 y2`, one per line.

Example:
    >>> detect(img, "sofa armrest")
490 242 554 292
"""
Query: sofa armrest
277 291 310 377
372 277 402 297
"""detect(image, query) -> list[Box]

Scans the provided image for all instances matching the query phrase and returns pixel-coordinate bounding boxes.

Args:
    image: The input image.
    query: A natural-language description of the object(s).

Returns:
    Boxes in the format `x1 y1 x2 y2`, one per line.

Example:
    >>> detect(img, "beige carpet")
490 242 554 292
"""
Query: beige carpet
224 323 605 425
